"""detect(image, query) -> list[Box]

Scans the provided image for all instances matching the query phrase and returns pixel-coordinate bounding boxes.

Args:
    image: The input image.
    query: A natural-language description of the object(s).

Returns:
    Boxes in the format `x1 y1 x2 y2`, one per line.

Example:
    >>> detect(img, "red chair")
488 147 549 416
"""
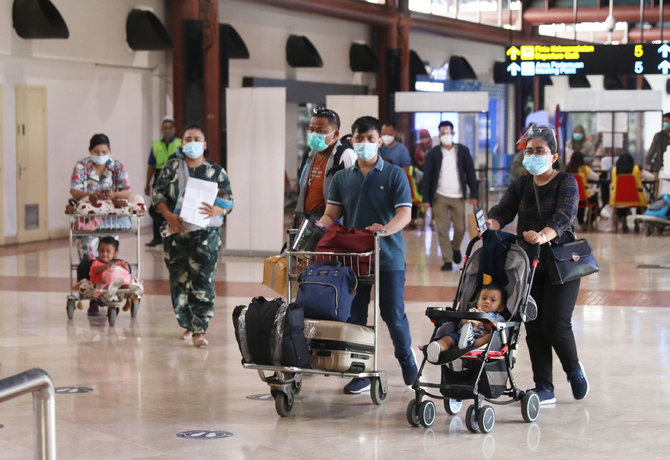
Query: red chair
572 174 597 231
611 174 643 232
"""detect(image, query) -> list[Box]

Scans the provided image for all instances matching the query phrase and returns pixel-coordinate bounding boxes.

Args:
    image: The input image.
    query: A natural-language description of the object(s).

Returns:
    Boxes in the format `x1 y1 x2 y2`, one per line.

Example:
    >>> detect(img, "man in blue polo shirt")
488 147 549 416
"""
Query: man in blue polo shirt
318 115 418 394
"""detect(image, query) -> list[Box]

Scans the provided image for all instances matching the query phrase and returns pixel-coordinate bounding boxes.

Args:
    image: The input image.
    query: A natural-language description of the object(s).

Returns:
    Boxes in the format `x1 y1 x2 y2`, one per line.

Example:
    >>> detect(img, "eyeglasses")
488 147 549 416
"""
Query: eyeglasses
523 148 551 157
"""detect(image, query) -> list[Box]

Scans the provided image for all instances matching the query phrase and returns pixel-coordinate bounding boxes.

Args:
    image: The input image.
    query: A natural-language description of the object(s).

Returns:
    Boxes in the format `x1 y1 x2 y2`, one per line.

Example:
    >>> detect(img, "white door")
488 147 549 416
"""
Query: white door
15 86 49 243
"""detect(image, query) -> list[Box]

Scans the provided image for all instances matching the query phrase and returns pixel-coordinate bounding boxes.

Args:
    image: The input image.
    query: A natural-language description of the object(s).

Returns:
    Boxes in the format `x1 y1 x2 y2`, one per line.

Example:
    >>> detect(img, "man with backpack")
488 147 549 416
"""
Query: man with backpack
294 107 356 224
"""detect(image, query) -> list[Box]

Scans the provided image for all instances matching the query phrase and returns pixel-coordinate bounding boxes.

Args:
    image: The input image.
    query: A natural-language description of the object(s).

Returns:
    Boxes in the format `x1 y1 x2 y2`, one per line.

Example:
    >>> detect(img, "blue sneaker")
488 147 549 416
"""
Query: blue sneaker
567 362 589 400
532 384 556 405
343 378 370 394
399 353 418 385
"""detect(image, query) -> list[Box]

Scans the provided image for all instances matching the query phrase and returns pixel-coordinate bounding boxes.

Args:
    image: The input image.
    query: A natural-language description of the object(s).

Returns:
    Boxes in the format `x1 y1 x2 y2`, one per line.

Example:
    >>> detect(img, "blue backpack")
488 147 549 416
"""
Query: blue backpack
296 261 357 322
644 194 670 219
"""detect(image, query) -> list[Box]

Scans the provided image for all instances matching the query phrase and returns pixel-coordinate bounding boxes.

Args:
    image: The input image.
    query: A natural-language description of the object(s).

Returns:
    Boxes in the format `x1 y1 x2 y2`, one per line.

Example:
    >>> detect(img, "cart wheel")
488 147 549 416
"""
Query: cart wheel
465 404 479 433
273 391 293 417
107 306 118 327
444 398 463 415
130 299 140 318
66 298 76 319
370 377 387 405
406 400 420 427
418 400 436 428
478 405 495 433
521 391 540 423
292 376 302 396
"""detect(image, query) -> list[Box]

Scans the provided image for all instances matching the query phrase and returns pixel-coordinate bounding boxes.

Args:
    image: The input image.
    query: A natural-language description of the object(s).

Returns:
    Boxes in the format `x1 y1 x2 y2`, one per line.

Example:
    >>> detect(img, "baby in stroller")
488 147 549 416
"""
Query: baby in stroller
425 283 506 363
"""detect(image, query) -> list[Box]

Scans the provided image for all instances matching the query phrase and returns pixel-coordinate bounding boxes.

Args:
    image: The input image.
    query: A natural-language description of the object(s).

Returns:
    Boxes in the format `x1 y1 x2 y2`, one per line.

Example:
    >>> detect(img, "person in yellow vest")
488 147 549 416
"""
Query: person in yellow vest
145 117 182 246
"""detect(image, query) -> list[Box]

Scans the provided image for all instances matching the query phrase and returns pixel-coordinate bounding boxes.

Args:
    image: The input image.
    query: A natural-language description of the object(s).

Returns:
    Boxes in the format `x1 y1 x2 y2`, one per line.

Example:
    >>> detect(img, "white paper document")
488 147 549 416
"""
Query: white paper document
179 178 218 228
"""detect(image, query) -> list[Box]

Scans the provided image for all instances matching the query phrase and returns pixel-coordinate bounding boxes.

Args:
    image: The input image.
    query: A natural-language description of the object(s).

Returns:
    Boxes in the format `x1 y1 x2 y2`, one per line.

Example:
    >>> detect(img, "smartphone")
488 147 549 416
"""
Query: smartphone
474 207 487 234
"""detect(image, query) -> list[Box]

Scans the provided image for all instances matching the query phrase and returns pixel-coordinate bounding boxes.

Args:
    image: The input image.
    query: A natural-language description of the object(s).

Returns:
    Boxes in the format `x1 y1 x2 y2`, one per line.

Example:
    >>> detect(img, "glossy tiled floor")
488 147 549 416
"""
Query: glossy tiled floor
1 216 670 459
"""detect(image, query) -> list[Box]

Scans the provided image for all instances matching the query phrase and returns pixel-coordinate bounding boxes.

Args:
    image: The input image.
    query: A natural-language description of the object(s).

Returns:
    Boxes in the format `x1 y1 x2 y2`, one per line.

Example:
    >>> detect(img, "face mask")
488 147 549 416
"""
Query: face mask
663 122 670 131
90 154 109 165
572 132 584 141
162 129 175 139
182 142 204 159
440 134 453 146
381 135 395 146
353 142 378 161
307 132 331 152
522 154 551 176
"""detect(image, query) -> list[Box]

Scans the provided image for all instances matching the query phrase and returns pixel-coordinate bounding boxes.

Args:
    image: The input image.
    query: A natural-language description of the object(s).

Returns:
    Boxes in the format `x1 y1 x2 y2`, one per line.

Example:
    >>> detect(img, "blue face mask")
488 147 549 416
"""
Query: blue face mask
307 132 331 152
572 132 584 141
353 142 378 161
90 154 109 165
522 154 551 176
182 142 204 159
663 122 670 131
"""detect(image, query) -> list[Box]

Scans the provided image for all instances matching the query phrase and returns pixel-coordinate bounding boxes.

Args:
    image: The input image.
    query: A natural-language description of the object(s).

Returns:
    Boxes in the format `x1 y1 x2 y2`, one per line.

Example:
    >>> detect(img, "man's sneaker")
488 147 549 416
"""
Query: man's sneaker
458 322 475 348
452 250 462 265
399 352 418 385
567 362 589 400
532 384 556 405
425 342 441 363
343 378 371 394
440 262 453 271
87 299 100 316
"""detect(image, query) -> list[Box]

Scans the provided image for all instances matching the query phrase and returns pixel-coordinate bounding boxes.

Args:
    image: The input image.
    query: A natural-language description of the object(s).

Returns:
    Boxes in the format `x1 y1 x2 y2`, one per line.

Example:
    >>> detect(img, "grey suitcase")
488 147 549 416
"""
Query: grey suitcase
304 319 375 373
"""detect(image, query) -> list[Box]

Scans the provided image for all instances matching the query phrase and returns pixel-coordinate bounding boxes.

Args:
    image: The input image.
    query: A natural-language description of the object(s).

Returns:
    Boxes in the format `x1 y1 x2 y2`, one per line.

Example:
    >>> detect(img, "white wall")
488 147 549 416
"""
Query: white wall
219 0 374 89
0 0 170 240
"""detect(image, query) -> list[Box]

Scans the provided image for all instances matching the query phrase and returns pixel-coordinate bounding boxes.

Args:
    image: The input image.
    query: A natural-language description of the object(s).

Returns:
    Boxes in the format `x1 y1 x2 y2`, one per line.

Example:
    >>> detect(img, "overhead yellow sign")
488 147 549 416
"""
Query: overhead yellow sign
506 45 596 62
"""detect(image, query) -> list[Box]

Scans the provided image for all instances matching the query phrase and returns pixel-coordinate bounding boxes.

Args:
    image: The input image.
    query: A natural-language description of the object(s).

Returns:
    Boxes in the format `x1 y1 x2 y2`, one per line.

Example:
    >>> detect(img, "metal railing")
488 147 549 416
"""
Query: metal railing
0 368 56 460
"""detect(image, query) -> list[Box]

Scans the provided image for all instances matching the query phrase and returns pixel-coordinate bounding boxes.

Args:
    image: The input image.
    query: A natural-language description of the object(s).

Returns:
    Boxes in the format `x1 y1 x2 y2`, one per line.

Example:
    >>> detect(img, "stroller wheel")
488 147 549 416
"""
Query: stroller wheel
465 404 479 433
478 405 495 433
444 398 463 415
406 400 420 427
521 391 540 423
419 400 436 428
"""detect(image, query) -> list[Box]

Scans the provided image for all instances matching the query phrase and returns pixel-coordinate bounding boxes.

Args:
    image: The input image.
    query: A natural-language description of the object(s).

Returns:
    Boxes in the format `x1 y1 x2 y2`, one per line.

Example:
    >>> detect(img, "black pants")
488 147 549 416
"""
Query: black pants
526 270 581 392
149 204 164 242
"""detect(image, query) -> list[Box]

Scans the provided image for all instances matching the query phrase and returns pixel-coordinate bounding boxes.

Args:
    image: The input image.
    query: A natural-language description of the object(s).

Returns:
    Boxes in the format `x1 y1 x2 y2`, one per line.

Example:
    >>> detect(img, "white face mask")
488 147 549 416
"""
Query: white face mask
440 134 453 146
381 135 395 146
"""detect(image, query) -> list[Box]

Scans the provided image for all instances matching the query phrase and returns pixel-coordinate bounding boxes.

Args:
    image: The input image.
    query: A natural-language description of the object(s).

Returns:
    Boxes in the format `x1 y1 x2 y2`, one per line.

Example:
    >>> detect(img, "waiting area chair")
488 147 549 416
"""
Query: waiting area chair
572 174 597 231
611 174 645 233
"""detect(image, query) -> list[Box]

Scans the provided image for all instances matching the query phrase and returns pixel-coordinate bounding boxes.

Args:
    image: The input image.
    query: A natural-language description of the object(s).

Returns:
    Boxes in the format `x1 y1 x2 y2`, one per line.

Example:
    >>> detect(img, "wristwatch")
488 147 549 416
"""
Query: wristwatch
538 231 547 244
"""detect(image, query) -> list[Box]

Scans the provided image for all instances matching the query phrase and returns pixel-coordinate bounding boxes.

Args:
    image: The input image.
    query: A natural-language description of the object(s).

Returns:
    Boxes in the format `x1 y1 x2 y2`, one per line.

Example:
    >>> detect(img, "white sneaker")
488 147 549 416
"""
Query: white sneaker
426 342 441 363
107 277 125 296
458 322 475 349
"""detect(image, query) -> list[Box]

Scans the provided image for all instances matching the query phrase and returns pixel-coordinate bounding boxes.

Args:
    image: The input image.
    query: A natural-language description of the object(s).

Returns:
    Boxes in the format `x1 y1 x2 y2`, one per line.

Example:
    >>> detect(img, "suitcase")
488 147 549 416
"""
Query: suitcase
304 319 375 373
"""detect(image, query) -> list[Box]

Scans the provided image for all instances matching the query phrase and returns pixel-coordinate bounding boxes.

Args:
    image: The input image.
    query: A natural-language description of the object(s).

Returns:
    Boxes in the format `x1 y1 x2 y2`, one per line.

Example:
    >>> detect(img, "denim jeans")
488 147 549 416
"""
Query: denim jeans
349 270 412 360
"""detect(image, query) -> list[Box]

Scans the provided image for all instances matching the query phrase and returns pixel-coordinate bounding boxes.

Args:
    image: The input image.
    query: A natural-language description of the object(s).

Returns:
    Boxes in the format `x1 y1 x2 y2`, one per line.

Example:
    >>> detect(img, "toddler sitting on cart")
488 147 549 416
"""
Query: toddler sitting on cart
425 283 507 363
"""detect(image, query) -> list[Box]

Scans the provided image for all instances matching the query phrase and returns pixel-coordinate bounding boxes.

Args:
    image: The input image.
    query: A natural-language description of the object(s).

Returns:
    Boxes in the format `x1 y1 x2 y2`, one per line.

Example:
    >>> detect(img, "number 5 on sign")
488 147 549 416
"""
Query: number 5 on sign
635 45 644 57
635 61 644 74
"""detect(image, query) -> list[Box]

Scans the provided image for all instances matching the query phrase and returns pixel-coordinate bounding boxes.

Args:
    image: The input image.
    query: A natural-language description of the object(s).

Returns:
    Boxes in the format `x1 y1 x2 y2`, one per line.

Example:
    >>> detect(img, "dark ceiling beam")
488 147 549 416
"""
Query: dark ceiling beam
524 6 670 25
243 0 396 26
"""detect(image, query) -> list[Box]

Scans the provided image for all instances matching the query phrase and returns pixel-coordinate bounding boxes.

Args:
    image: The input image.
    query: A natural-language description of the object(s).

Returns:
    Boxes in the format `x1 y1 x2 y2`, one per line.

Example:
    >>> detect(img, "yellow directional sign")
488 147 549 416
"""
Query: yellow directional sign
506 46 520 60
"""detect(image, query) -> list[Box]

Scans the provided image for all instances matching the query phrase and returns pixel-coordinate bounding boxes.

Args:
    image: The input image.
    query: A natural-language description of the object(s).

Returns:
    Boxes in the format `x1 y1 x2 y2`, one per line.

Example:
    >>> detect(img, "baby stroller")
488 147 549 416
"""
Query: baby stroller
407 232 540 433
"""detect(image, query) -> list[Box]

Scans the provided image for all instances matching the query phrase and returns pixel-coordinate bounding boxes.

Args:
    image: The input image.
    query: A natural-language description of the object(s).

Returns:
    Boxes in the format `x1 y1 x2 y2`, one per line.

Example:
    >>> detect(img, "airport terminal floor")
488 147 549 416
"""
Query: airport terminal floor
1 215 669 459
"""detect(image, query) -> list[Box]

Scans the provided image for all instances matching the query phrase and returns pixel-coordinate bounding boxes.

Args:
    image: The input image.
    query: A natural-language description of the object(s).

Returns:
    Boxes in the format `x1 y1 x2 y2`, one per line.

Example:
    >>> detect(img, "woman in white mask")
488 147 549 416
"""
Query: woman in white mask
70 133 132 316
485 125 588 406
153 123 234 348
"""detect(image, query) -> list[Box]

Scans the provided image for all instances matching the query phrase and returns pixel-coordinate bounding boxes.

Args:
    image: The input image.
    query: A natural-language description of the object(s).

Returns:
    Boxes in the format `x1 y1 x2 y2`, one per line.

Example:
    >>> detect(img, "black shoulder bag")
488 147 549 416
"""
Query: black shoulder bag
532 180 599 285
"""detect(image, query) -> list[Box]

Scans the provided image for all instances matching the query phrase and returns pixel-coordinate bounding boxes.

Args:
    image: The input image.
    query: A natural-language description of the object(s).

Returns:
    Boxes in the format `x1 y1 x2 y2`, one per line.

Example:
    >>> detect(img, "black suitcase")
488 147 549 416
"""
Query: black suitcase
233 296 310 368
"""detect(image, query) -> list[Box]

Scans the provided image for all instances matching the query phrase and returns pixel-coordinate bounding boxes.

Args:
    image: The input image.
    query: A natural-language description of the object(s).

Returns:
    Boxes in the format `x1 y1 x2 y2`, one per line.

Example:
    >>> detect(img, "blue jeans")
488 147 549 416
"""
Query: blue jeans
349 270 412 360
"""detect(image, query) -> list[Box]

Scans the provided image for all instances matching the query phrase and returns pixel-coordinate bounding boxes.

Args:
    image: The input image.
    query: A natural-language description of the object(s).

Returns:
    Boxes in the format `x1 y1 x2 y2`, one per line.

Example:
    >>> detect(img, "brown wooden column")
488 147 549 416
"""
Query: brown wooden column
199 0 221 164
171 0 199 133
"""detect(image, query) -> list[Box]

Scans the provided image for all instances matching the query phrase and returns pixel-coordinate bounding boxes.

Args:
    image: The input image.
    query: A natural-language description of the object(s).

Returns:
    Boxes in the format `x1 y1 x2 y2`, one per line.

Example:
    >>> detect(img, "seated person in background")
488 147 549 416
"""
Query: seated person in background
610 153 652 232
566 152 600 225
425 283 507 363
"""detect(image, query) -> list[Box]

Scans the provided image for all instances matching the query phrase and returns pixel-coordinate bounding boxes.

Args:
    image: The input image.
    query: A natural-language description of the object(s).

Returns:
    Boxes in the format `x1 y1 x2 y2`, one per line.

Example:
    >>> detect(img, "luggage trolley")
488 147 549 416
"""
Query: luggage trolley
66 212 143 326
243 231 389 417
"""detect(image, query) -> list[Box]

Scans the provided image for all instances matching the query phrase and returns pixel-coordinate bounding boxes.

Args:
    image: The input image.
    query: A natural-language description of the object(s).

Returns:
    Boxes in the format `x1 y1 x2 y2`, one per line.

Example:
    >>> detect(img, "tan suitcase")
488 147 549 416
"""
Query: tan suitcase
304 319 375 373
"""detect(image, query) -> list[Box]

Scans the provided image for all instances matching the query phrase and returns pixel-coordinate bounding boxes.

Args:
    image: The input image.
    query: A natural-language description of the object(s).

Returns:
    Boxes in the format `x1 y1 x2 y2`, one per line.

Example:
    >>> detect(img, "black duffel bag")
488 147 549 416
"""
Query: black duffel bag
233 296 311 368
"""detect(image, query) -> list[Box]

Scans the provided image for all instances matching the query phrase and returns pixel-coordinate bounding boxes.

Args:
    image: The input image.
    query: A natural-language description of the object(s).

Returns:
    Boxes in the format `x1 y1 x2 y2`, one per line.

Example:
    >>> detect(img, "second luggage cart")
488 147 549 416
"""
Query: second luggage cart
243 231 388 417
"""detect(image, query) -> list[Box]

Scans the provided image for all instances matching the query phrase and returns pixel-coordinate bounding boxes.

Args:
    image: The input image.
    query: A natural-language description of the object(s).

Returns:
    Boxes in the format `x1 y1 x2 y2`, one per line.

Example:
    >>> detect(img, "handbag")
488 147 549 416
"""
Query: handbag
314 223 374 275
296 261 357 322
532 181 599 285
